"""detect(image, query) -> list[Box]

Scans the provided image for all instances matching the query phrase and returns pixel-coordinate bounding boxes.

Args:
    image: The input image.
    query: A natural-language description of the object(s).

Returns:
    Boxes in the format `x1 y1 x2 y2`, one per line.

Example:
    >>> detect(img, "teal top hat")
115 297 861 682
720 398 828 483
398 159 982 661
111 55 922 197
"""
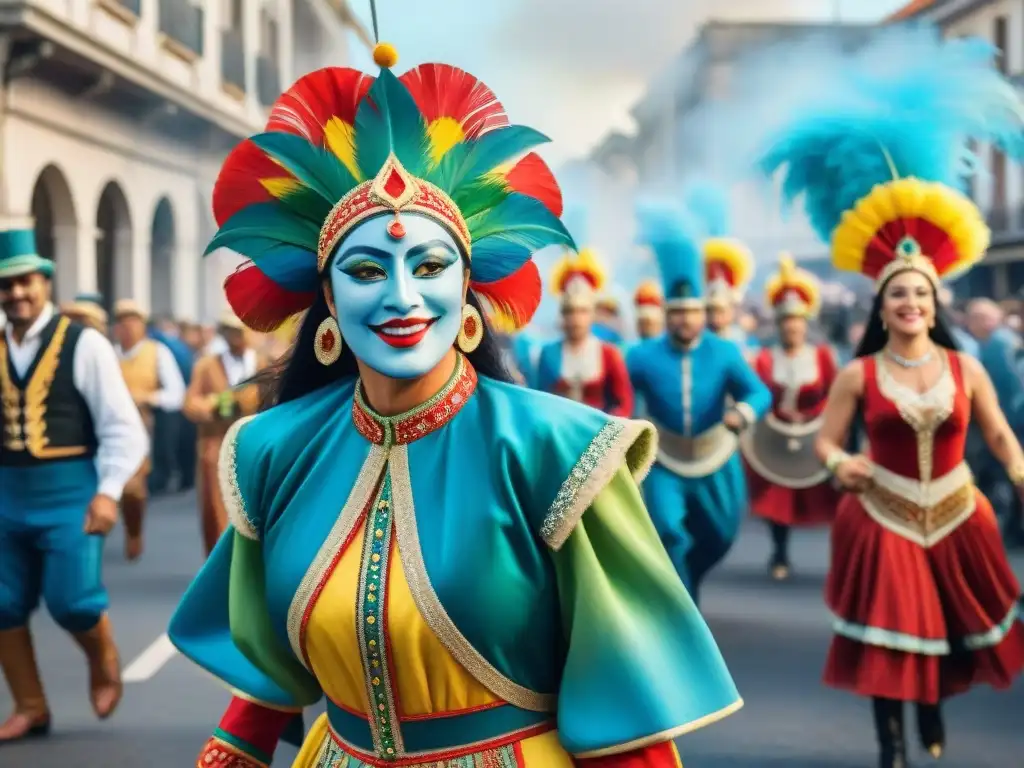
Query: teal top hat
0 218 52 280
74 292 105 307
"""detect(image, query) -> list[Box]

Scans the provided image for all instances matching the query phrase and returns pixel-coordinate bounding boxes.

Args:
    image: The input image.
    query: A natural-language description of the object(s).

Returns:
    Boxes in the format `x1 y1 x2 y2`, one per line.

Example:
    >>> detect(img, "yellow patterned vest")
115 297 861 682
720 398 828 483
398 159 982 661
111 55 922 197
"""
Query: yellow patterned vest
0 315 97 466
120 339 160 430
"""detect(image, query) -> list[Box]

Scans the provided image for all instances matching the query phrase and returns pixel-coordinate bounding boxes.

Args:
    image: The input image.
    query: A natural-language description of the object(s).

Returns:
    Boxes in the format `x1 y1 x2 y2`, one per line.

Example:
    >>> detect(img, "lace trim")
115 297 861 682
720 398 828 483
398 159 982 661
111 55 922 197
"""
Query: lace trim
219 415 258 540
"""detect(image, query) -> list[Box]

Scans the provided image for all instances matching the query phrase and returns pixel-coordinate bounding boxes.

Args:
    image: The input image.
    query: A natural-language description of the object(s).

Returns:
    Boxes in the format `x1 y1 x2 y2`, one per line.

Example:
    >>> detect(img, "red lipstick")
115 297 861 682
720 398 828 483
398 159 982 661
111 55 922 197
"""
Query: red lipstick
371 317 437 348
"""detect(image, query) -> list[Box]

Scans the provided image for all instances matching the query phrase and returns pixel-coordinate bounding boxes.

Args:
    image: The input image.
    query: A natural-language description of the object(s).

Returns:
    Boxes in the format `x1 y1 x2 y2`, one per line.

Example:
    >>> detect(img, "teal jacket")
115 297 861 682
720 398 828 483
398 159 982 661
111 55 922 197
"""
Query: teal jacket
169 356 741 758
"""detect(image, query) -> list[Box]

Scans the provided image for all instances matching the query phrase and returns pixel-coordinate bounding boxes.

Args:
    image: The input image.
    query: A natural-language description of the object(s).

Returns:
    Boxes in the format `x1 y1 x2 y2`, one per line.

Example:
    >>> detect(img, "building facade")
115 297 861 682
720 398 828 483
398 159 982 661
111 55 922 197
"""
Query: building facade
1 0 366 322
891 0 1024 298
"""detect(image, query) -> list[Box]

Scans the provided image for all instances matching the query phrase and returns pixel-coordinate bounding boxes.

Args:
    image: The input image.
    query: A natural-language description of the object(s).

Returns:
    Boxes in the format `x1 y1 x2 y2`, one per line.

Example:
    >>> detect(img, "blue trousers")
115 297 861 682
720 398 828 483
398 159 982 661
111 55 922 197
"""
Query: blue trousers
0 460 107 632
643 454 748 603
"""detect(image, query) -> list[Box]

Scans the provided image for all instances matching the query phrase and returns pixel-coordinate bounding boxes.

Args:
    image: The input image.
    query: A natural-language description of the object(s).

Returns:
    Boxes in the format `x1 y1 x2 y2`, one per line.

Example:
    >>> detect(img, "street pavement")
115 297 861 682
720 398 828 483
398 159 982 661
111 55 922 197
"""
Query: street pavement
1 491 1022 767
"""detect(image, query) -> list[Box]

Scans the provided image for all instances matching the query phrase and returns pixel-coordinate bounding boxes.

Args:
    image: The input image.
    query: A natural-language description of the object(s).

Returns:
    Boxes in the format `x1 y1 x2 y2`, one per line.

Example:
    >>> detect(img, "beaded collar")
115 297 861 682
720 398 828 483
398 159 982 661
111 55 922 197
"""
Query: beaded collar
351 354 477 446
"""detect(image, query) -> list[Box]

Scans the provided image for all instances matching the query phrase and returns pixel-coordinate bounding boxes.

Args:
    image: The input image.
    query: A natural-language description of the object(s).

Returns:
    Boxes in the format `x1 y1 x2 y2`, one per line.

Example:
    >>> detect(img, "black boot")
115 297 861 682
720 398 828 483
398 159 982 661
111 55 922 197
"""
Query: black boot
916 702 945 759
769 523 791 580
872 697 908 768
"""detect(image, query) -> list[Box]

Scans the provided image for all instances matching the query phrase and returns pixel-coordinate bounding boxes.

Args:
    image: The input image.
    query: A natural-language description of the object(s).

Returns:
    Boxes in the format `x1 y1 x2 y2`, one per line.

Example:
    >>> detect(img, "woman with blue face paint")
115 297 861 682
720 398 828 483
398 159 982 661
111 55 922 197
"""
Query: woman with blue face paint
168 39 742 768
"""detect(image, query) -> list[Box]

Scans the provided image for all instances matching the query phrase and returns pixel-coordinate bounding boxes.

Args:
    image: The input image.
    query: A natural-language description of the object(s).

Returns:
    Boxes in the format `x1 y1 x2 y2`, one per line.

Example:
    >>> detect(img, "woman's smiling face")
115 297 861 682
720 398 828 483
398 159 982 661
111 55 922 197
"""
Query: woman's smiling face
328 214 466 380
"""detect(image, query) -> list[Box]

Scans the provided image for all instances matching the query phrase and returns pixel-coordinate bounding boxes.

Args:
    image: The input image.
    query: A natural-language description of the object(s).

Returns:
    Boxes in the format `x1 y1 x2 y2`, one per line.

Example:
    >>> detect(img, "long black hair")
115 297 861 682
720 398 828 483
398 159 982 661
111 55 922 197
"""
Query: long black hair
853 277 961 359
259 287 513 408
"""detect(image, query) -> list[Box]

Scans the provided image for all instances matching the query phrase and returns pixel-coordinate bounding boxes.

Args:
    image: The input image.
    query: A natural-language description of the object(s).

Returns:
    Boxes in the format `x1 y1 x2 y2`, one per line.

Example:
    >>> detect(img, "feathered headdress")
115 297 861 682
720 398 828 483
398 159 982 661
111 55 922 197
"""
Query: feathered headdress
765 254 820 319
635 199 704 309
207 42 573 332
758 32 1024 291
550 247 606 309
683 182 753 307
633 279 664 320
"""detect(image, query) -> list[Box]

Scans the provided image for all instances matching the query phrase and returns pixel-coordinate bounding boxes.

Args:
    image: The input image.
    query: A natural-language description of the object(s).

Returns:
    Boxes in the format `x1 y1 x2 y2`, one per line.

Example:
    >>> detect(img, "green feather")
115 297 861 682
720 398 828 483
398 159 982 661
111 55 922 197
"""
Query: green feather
249 133 356 203
353 68 430 178
452 176 510 220
427 125 549 195
466 192 574 250
205 203 321 255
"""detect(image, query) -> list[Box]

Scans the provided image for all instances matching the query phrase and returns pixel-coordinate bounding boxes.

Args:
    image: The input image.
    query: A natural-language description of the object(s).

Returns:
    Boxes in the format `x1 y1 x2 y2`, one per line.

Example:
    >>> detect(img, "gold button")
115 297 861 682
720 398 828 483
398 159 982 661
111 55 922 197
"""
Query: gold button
375 529 384 539
368 594 376 603
368 639 377 648
372 677 380 686
372 553 381 563
367 616 376 625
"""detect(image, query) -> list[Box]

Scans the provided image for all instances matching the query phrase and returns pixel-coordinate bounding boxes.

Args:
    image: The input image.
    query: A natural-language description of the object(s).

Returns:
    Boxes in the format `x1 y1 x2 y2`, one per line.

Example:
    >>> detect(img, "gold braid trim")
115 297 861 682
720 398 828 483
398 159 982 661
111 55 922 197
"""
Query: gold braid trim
219 415 259 540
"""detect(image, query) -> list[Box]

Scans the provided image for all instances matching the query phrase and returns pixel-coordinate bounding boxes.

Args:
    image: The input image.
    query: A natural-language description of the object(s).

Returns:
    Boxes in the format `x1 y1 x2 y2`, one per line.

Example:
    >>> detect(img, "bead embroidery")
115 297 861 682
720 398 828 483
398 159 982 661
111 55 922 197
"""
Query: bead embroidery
314 735 521 767
357 471 404 759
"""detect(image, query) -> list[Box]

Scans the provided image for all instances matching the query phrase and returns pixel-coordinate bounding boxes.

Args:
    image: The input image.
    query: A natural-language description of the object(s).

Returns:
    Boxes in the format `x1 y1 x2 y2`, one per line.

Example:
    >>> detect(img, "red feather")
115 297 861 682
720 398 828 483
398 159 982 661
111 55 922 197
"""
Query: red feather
266 67 374 144
224 262 316 333
505 153 563 217
212 139 300 227
400 64 508 139
471 261 542 329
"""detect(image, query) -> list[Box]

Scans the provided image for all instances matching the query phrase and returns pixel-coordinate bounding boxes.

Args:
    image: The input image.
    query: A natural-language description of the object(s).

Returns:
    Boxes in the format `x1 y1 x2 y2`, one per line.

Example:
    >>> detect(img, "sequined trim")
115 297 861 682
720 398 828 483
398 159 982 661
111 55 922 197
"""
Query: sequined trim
319 725 527 767
388 445 556 713
540 419 658 551
352 355 477 446
357 471 405 759
573 698 743 759
219 415 258 540
287 445 389 668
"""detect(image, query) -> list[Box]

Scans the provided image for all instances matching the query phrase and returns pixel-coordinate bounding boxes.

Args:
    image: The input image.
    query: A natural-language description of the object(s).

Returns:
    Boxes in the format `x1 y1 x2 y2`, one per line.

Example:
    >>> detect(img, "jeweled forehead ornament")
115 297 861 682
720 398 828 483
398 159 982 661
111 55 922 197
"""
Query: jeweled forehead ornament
316 152 472 273
877 235 940 290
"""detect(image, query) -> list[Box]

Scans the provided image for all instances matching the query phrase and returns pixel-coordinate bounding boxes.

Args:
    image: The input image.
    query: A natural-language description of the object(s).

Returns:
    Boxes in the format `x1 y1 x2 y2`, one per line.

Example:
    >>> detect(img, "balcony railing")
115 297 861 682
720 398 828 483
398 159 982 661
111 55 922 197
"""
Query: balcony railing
221 29 246 93
159 0 204 58
112 0 142 15
256 54 281 107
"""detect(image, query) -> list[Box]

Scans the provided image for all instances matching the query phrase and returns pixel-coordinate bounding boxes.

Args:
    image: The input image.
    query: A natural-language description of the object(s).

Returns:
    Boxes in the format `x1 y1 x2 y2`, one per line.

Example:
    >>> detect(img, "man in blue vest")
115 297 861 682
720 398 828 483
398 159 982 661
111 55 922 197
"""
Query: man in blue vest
0 221 148 742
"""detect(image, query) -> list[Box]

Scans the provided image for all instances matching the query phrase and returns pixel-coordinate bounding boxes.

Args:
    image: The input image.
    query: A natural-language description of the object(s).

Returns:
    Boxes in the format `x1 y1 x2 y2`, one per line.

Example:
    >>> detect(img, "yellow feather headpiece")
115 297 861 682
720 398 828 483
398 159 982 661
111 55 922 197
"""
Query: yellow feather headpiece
765 254 821 319
550 247 607 309
703 237 754 307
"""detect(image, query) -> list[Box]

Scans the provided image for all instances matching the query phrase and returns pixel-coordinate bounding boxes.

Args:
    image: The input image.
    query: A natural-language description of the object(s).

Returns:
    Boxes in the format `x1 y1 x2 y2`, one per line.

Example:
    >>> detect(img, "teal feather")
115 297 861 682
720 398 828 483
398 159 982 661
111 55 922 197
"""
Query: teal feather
248 133 356 203
427 126 550 195
353 68 430 178
205 203 321 255
274 185 335 225
465 192 575 250
451 176 510 220
467 239 531 283
682 181 731 238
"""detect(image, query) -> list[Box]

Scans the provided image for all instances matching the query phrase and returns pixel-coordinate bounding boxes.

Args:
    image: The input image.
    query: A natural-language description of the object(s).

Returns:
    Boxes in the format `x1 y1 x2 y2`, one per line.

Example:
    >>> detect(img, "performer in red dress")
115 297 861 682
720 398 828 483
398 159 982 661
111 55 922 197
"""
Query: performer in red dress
536 249 634 416
741 256 840 580
759 35 1024 767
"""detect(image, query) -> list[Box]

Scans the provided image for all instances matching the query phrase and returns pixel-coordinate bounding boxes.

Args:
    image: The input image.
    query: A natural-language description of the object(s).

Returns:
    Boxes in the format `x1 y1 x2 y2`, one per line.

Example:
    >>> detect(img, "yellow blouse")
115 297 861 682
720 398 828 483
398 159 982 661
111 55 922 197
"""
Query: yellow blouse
291 517 573 768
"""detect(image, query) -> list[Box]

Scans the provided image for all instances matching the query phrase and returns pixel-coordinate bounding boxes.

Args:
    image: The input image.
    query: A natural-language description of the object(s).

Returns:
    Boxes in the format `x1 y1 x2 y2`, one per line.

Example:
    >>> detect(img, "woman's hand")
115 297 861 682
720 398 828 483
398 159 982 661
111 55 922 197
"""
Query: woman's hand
834 454 874 492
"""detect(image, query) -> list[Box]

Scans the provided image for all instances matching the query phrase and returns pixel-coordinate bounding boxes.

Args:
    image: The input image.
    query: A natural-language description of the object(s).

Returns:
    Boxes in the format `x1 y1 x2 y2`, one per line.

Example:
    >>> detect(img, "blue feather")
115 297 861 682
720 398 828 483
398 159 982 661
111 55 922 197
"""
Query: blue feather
248 133 356 203
635 197 703 290
428 126 550 195
756 27 1024 240
465 192 575 251
353 68 430 178
681 181 731 238
205 203 321 256
467 238 532 283
247 245 320 293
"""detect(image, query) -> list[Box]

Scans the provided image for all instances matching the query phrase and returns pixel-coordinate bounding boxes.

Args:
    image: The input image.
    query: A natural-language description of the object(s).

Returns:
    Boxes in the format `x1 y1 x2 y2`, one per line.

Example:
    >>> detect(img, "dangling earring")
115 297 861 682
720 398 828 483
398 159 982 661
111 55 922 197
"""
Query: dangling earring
882 319 888 332
314 316 342 365
457 304 484 353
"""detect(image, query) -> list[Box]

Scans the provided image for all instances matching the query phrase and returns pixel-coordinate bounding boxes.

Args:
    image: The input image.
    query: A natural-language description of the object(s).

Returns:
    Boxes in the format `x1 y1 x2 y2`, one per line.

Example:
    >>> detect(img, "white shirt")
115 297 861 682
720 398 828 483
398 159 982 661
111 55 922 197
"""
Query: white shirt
221 349 258 387
4 303 150 501
116 338 187 412
205 335 228 356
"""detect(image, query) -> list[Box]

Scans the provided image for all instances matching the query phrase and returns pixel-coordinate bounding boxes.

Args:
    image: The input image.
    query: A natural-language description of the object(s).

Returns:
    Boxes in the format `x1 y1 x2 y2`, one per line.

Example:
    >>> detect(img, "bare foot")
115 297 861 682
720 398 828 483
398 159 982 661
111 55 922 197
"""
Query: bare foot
0 711 50 742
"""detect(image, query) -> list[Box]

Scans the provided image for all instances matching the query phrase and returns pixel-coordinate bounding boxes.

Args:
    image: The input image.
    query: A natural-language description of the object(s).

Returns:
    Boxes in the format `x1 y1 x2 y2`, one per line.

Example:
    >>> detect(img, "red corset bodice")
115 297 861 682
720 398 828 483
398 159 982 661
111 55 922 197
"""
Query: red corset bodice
754 344 837 420
861 351 970 480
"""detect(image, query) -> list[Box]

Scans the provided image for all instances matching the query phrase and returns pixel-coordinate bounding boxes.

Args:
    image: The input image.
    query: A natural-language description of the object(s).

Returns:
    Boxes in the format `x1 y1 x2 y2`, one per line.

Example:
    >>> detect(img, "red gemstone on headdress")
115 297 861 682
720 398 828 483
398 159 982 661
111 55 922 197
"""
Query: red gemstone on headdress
383 167 407 198
387 218 406 239
321 330 336 352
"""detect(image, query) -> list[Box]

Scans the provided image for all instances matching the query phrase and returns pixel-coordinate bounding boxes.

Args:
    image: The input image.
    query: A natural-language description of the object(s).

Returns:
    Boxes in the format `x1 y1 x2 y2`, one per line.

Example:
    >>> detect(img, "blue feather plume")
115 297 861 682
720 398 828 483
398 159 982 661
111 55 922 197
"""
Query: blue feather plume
757 27 1024 242
635 197 702 282
681 181 731 238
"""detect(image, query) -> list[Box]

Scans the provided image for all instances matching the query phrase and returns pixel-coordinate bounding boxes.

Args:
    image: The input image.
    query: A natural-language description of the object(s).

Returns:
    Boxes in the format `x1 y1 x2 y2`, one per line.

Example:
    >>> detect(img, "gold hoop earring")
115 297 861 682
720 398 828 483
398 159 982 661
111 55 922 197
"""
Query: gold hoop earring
314 316 342 365
457 304 484 354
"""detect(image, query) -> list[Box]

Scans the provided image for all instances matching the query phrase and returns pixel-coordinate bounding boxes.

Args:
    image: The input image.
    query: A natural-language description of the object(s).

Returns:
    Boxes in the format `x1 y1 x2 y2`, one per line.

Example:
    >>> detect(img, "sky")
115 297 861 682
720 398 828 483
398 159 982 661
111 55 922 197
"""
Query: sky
342 0 910 166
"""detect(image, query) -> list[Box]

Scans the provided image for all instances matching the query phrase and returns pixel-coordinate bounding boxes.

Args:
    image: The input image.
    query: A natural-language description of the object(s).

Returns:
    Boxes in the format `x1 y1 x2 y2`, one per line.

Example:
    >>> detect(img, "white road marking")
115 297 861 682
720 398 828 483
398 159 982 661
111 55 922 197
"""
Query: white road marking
123 633 178 683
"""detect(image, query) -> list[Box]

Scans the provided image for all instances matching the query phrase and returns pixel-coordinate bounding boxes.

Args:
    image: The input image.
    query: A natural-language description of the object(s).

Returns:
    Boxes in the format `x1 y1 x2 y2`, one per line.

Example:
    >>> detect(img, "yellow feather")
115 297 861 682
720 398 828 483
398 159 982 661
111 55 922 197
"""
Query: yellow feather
427 117 466 165
260 178 303 198
324 118 362 181
703 238 754 289
550 247 607 295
